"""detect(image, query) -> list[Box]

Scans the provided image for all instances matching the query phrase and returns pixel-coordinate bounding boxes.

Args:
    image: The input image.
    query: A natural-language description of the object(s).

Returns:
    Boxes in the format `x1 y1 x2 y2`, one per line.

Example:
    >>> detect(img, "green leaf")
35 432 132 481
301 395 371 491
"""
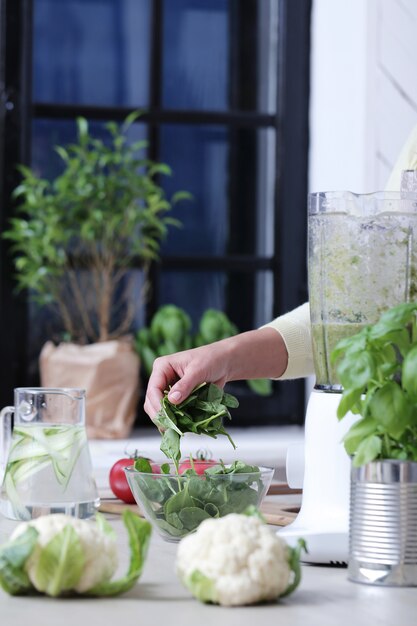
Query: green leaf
221 392 240 408
331 329 368 363
178 507 212 531
337 388 363 419
76 116 89 142
369 382 411 439
87 510 151 597
34 525 85 597
164 487 195 518
0 527 38 595
160 428 181 464
343 416 378 455
353 435 382 467
377 302 417 328
402 345 417 402
337 351 375 391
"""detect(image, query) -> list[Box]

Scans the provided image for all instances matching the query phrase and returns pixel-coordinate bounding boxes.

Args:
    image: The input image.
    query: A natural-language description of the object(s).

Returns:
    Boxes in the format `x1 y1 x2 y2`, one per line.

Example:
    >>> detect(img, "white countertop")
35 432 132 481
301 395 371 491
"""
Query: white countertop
2 436 417 625
1 501 417 626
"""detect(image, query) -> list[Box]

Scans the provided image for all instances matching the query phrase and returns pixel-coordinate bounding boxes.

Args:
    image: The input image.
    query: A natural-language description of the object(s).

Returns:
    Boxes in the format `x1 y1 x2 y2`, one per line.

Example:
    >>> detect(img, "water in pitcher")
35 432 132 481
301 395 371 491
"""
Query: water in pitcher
0 422 99 519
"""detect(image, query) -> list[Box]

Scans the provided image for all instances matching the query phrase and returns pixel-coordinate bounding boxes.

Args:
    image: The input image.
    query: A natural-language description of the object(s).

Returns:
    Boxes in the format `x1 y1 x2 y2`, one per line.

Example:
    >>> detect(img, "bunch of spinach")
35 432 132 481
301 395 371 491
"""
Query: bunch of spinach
331 301 417 467
133 458 264 539
155 382 238 467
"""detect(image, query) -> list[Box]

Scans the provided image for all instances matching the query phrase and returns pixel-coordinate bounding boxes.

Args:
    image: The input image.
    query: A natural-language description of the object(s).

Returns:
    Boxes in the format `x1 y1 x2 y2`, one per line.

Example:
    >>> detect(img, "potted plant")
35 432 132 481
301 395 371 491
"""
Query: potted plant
3 112 188 438
331 301 417 586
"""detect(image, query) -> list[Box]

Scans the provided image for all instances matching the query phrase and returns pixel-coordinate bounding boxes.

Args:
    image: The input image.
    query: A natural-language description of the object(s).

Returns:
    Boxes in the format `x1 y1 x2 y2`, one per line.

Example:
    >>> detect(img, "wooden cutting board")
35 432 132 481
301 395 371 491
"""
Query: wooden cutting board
99 497 299 528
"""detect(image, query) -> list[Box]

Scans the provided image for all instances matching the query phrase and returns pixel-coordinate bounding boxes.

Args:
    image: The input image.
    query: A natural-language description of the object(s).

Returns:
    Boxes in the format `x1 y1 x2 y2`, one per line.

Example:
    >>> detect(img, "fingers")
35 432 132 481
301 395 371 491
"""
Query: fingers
166 374 203 405
143 342 231 422
144 352 205 421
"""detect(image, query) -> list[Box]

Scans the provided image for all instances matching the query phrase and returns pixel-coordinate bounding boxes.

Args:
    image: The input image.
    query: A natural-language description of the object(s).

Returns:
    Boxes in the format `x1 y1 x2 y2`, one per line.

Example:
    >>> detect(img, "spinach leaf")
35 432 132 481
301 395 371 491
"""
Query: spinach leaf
179 507 212 530
157 382 237 465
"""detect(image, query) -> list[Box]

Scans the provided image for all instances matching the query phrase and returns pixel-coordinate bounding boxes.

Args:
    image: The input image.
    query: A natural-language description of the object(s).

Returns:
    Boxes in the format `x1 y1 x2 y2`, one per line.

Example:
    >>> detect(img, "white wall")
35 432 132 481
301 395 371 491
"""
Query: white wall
309 0 417 194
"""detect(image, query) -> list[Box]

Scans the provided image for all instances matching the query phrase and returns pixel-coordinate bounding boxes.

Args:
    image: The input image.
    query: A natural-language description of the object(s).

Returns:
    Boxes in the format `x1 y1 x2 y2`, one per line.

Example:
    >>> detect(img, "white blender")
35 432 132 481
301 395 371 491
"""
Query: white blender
279 188 417 564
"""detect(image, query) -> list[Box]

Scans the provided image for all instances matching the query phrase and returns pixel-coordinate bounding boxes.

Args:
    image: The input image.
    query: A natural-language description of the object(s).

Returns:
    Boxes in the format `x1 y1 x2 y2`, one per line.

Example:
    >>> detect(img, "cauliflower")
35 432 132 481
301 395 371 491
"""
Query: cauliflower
0 510 151 597
176 513 305 607
11 514 118 593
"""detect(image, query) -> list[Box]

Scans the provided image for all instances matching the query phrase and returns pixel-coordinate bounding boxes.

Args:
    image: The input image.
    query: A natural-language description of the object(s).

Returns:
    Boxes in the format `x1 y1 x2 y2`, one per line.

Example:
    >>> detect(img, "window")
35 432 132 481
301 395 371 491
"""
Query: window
0 0 311 425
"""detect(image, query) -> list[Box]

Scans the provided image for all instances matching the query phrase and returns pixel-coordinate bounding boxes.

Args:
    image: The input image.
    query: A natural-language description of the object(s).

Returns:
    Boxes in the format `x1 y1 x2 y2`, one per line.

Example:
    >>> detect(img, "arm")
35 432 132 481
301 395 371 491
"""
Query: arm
144 326 288 419
144 301 314 420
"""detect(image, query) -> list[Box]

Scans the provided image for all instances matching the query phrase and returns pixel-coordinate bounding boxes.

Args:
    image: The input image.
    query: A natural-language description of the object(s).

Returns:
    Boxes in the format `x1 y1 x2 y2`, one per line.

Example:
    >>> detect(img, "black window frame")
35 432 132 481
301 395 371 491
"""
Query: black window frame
0 0 311 425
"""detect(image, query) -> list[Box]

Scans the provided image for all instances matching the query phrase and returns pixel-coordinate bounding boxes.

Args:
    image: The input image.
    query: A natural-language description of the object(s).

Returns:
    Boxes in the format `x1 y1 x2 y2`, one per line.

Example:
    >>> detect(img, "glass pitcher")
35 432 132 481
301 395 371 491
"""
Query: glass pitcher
308 190 417 390
0 388 100 521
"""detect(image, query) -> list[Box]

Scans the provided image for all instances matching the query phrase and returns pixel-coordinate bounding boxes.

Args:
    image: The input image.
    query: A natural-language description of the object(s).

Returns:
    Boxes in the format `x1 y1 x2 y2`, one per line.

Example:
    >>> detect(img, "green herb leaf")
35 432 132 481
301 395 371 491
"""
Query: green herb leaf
353 435 382 467
369 382 411 439
402 345 417 401
157 383 237 464
331 301 417 466
337 351 375 391
160 428 181 464
342 416 379 455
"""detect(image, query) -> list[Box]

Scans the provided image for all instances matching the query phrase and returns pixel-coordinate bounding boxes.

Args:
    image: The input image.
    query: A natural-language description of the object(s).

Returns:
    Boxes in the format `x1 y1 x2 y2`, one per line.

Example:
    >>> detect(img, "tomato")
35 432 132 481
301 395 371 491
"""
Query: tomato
178 458 219 475
109 457 161 503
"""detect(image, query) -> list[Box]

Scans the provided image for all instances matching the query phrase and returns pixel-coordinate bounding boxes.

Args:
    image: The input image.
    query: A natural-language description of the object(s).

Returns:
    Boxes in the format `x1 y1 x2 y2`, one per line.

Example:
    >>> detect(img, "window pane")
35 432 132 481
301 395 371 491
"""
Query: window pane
162 0 278 113
158 271 227 328
162 0 229 111
160 125 276 257
158 270 273 332
160 124 229 256
33 0 152 106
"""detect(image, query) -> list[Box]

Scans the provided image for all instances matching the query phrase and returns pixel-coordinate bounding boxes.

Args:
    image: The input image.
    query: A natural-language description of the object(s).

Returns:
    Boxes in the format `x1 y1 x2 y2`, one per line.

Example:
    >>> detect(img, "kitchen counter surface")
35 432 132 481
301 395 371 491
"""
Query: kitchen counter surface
1 499 417 626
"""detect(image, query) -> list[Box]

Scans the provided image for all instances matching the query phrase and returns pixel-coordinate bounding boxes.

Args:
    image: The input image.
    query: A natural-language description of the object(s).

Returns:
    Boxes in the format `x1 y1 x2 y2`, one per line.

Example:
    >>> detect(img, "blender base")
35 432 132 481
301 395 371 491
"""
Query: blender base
278 389 357 565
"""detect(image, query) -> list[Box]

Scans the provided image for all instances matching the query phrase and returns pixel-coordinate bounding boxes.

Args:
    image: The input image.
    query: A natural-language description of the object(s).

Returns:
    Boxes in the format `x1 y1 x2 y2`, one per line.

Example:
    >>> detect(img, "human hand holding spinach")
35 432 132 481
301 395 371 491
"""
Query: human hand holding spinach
331 301 417 466
155 382 238 467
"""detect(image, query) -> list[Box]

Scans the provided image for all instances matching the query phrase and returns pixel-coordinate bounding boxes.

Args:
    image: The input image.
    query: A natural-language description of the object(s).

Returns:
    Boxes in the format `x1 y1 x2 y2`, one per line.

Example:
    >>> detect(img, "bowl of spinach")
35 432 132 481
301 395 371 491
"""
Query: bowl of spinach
125 459 274 542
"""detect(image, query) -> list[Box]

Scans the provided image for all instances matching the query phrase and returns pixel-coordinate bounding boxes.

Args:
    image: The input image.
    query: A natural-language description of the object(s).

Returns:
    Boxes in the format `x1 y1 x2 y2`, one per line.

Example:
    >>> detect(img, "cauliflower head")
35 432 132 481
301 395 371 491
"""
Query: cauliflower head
11 514 118 593
176 513 301 607
0 510 152 598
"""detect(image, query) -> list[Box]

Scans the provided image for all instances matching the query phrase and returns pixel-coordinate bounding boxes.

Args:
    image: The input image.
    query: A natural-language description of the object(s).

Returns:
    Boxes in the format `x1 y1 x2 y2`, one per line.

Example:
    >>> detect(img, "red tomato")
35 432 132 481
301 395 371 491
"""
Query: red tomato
109 457 161 503
178 458 219 475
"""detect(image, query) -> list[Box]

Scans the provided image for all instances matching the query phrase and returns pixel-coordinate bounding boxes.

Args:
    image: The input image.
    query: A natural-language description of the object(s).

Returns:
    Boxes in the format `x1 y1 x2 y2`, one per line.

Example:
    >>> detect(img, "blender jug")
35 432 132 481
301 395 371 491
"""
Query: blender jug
309 190 417 388
279 190 417 563
0 387 100 521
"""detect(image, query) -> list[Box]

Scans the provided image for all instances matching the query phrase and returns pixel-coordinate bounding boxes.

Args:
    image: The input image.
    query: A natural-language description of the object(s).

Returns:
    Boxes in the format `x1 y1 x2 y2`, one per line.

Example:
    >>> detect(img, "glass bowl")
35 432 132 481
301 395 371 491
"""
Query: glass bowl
125 462 274 542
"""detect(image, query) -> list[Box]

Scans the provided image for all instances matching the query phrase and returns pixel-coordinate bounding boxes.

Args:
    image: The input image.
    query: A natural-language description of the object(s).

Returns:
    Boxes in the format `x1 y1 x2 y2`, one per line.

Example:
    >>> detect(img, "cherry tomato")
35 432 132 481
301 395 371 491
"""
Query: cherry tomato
109 457 161 503
178 458 219 475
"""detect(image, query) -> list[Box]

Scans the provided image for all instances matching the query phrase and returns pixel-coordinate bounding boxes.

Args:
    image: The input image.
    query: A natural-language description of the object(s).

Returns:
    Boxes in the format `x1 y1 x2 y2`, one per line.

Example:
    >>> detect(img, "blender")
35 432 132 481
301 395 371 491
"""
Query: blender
278 188 417 564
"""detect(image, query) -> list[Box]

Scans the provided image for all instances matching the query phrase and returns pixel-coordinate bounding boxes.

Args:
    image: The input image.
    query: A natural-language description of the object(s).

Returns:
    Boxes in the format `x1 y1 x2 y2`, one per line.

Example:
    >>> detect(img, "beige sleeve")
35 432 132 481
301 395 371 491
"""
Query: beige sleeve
262 302 315 380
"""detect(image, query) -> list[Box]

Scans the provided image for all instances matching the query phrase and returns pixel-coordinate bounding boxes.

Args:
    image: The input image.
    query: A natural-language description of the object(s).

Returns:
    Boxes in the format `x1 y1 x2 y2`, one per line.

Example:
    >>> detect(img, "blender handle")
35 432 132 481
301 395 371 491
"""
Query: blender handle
0 406 14 483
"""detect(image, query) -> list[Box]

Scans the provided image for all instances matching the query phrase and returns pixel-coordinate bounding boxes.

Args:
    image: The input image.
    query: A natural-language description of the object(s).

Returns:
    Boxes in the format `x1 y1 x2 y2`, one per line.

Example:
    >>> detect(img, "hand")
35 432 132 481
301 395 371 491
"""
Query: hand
143 327 288 423
144 341 231 422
